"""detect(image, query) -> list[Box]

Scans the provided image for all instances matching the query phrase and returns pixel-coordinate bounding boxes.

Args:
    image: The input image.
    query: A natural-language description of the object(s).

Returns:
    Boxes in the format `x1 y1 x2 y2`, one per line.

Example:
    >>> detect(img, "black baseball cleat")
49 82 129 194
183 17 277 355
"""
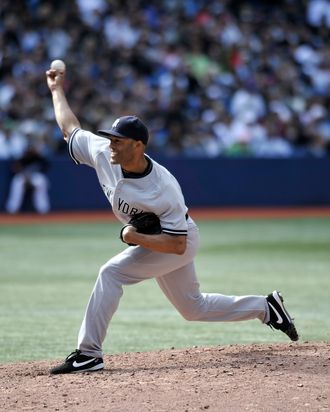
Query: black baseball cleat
266 291 299 342
50 349 104 374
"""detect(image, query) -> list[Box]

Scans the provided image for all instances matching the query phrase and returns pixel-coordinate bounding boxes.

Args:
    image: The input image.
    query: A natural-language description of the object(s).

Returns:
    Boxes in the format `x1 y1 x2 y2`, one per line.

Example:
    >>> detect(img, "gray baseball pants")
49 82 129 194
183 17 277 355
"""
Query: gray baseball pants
78 221 269 357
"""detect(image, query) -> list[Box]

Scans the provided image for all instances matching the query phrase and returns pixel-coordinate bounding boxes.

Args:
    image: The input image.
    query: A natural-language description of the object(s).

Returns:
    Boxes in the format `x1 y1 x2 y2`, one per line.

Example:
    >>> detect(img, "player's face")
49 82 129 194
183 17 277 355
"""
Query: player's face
109 137 137 166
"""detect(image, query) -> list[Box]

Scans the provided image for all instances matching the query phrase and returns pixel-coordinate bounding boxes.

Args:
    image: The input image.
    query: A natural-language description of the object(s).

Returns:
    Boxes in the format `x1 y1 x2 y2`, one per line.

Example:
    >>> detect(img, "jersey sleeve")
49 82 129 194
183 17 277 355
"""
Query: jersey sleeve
68 128 108 168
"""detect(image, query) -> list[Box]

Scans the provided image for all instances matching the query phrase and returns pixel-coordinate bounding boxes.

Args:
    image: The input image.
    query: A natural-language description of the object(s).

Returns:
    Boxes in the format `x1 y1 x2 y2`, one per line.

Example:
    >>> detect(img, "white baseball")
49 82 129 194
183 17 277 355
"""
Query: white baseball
50 59 66 72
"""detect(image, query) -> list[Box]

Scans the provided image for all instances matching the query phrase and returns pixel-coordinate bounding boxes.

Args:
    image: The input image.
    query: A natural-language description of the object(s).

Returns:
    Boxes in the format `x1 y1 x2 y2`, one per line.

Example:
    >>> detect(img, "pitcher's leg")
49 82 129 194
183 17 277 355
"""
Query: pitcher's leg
77 252 156 357
78 229 200 357
157 262 269 323
77 262 125 358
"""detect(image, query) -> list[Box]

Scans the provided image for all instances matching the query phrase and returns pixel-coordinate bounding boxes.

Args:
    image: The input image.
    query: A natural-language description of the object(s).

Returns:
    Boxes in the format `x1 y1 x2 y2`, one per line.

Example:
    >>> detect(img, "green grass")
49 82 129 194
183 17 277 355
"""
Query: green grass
0 217 329 363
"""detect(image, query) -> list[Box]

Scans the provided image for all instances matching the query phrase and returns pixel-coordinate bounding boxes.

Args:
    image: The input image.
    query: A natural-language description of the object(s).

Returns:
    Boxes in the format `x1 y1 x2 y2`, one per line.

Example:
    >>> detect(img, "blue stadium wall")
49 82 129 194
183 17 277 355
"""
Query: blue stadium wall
1 156 330 211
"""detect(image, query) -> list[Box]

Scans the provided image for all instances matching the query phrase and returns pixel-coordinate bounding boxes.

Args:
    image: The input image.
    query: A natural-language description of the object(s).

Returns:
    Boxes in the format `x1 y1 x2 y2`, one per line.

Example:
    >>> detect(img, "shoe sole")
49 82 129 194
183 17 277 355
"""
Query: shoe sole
273 291 299 341
72 363 104 373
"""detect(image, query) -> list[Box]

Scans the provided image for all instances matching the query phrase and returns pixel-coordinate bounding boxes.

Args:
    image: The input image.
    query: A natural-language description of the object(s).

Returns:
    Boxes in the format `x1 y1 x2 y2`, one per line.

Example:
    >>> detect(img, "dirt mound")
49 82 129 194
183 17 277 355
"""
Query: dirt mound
1 342 329 411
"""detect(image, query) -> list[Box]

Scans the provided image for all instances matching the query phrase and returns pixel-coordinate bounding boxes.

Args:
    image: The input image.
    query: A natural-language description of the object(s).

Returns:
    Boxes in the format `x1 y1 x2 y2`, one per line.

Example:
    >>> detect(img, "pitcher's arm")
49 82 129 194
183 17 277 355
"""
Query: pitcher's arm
46 69 81 141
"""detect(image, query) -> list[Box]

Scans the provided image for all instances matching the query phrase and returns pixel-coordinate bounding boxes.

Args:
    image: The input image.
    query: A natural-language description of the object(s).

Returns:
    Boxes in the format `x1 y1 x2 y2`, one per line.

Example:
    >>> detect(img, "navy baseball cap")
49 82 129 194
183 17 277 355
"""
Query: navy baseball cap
98 116 149 145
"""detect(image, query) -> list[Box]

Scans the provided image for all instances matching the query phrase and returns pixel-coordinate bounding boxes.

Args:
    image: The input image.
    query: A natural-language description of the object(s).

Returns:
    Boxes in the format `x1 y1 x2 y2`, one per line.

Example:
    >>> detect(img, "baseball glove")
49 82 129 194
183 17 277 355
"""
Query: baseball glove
120 212 162 245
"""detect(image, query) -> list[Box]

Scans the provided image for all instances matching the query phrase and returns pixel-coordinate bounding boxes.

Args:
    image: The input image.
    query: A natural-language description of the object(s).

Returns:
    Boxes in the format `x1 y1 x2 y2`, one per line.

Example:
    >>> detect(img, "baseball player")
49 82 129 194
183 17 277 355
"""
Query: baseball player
46 67 298 374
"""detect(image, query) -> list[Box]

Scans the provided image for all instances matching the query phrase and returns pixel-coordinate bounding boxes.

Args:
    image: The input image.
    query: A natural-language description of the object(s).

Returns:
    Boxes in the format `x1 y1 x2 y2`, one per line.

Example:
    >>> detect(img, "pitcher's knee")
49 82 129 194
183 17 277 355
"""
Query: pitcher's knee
98 263 108 278
97 264 123 301
181 311 199 321
179 303 206 321
181 309 207 321
98 263 119 286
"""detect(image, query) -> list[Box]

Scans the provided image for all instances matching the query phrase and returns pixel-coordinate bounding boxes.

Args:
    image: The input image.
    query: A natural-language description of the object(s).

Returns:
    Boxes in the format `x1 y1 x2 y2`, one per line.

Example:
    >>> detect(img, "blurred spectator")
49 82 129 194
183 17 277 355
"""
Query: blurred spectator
5 144 50 214
0 0 330 158
229 82 266 124
307 0 330 28
0 123 27 160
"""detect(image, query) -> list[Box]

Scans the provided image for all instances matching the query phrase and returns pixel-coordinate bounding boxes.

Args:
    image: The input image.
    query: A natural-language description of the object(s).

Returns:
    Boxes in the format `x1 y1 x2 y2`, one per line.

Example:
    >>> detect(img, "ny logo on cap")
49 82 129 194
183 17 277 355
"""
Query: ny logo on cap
112 118 120 129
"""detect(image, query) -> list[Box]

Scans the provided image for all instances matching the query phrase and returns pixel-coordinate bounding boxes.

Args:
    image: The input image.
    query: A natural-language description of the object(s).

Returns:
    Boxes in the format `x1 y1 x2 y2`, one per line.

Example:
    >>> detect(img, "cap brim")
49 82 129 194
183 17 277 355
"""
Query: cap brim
97 130 129 139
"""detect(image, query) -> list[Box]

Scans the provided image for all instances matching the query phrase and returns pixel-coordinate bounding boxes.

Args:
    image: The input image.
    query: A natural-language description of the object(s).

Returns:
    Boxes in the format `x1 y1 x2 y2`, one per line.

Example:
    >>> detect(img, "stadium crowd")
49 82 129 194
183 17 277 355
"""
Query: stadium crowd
0 0 330 159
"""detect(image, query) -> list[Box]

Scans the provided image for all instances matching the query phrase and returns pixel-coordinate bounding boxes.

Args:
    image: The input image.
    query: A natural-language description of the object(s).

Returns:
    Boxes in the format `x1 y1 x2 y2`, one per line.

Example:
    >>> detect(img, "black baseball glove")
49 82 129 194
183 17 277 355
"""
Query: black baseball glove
120 212 162 245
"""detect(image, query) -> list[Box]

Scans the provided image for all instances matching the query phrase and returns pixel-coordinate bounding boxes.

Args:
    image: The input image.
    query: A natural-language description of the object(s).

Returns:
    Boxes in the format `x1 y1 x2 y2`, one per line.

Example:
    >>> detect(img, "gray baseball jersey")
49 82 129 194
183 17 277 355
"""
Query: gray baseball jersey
67 128 268 358
69 128 188 235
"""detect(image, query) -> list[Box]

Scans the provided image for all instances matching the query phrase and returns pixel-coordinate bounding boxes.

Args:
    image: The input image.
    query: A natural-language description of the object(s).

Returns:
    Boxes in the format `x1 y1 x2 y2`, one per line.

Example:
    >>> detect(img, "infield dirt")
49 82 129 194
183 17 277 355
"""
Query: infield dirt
1 206 330 225
1 342 329 411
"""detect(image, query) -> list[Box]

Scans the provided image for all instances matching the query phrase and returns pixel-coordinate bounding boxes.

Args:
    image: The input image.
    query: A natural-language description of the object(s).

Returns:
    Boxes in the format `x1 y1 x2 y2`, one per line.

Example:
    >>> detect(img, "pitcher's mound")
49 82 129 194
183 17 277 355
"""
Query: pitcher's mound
1 342 329 411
